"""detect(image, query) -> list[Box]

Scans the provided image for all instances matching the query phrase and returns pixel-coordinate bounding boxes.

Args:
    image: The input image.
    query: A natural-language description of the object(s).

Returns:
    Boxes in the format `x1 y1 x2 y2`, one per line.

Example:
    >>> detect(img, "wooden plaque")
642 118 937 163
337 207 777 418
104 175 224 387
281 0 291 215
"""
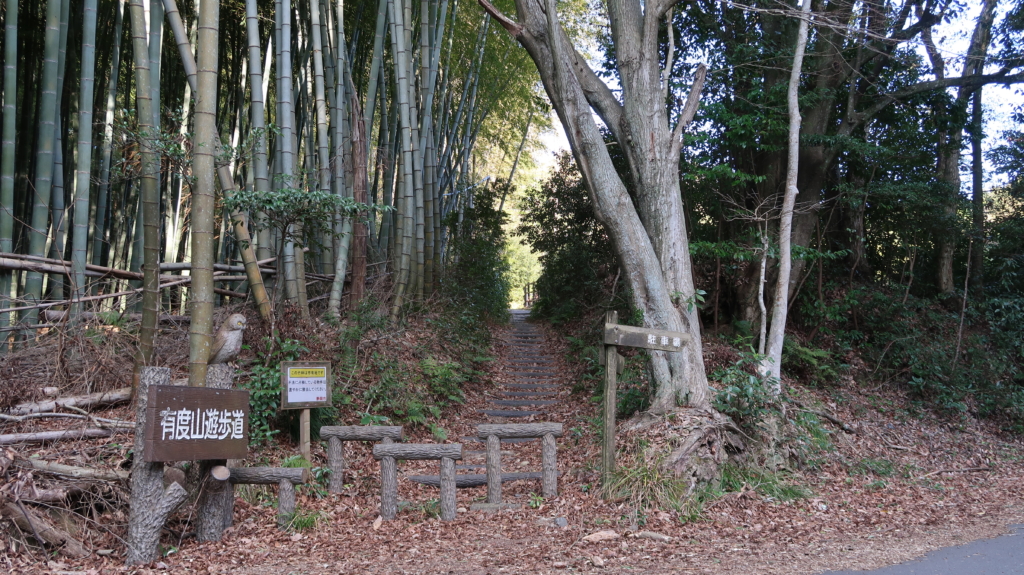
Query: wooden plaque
143 386 249 462
280 361 333 409
604 323 691 352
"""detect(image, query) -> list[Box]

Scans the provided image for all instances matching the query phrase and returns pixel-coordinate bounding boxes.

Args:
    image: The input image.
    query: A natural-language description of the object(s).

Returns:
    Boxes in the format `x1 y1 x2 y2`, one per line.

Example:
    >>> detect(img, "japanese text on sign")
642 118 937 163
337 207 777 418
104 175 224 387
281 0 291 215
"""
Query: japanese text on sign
646 334 682 348
287 366 328 403
159 408 245 441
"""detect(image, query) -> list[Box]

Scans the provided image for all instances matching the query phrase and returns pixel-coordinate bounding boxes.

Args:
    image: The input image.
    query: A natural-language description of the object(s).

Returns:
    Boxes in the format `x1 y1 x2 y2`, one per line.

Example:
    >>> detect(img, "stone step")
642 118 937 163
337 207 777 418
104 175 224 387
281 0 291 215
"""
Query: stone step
509 371 557 377
500 391 557 398
500 383 559 390
490 399 558 407
479 409 545 418
407 472 543 488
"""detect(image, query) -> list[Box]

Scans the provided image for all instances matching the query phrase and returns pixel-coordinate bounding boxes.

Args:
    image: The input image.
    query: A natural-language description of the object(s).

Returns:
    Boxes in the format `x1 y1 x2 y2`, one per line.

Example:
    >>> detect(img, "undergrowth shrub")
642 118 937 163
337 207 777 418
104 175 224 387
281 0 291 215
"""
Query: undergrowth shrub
241 337 308 445
710 350 777 429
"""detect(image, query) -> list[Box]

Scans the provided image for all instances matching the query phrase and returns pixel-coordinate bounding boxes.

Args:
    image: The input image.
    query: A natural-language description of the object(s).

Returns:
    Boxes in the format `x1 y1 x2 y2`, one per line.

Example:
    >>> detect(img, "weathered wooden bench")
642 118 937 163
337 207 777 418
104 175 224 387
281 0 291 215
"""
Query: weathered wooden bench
320 425 404 492
477 423 562 504
372 443 463 521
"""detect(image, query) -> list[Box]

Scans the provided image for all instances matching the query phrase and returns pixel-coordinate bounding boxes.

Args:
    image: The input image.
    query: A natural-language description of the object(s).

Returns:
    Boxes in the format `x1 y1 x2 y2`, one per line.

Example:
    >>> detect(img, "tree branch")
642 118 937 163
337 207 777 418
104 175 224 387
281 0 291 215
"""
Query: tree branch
477 0 523 36
857 71 1024 126
669 64 707 158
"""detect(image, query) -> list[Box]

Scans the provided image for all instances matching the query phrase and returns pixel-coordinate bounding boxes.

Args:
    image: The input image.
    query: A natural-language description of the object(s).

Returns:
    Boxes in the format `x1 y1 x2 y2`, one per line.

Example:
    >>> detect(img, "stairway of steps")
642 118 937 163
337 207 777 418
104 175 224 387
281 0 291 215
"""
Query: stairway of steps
408 309 561 491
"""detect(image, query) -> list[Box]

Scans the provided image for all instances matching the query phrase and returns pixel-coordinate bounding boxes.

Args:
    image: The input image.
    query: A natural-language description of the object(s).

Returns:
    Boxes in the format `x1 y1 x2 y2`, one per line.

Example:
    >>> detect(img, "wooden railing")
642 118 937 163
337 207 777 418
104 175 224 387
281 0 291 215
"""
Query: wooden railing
523 282 538 308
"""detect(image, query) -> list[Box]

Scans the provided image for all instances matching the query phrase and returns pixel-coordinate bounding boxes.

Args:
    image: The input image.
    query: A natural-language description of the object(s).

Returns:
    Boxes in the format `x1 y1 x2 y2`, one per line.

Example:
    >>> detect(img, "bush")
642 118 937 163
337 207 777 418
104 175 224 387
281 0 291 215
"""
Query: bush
711 351 777 429
241 337 308 446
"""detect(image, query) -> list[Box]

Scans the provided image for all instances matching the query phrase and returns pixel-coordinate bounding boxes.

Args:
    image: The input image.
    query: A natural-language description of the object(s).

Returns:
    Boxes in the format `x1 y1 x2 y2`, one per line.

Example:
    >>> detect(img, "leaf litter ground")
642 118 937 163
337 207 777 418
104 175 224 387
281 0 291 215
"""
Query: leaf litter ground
5 316 1024 574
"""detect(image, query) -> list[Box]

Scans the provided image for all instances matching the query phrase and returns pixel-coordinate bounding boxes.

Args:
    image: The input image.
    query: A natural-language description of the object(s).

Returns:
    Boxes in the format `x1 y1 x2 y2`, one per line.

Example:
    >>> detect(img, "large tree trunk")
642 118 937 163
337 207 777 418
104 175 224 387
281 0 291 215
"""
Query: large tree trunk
479 0 709 411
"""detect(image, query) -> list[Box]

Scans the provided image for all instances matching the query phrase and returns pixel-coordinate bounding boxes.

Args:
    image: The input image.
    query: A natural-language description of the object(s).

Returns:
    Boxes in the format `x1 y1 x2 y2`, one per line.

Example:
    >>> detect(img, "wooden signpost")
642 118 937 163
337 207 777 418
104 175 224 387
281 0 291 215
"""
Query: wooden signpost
601 312 691 490
280 361 332 458
143 385 250 462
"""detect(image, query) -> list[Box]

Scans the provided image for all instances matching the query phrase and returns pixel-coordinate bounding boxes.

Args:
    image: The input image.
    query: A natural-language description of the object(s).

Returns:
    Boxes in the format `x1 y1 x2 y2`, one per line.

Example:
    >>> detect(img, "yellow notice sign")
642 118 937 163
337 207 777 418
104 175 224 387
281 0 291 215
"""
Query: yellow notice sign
280 362 332 408
289 368 326 378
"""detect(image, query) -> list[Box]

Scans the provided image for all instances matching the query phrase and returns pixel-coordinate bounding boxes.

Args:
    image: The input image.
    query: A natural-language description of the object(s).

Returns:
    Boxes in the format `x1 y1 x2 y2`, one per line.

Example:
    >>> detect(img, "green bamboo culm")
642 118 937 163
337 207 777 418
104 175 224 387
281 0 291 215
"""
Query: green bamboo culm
128 0 163 378
22 0 66 333
0 0 19 341
71 0 100 318
189 0 222 386
92 0 125 273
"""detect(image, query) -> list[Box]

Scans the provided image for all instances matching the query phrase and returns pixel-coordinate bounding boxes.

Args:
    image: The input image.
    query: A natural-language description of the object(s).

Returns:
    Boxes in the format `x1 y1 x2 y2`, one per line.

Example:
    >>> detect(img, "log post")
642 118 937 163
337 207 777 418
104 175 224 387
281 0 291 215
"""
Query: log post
319 425 403 492
372 441 462 521
277 478 296 527
380 452 397 520
126 367 189 565
440 456 456 521
327 436 344 492
542 433 557 498
486 434 502 504
602 310 618 490
196 364 236 541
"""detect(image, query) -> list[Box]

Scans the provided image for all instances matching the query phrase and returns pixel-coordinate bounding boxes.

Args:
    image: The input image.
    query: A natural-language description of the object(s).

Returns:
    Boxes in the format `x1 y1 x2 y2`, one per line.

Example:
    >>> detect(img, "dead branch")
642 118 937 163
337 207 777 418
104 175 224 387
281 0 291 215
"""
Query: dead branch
15 458 129 481
2 501 90 558
920 466 992 479
0 428 113 446
0 412 134 429
8 387 132 416
790 399 856 433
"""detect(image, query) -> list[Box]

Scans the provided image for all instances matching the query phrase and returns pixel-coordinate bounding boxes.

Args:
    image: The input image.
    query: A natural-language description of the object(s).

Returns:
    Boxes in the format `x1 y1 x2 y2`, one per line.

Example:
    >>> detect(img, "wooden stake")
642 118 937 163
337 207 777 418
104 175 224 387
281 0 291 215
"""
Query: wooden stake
300 408 310 458
601 310 618 491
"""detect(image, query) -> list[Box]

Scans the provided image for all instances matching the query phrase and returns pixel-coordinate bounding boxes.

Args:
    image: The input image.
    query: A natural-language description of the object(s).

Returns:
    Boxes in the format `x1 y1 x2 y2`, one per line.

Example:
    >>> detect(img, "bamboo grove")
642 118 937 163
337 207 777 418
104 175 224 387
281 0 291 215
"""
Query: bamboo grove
0 0 542 369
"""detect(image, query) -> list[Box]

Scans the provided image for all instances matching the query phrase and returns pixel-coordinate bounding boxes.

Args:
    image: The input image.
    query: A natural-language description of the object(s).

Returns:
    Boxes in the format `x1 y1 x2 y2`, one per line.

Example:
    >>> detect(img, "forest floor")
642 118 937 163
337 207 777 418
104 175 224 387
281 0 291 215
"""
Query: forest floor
4 311 1024 574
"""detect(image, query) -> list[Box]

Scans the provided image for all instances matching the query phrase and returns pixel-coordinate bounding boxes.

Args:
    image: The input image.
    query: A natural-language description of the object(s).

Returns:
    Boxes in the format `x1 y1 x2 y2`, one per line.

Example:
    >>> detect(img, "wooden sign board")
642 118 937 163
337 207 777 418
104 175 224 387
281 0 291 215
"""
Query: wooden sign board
604 324 691 352
143 386 249 462
280 361 332 409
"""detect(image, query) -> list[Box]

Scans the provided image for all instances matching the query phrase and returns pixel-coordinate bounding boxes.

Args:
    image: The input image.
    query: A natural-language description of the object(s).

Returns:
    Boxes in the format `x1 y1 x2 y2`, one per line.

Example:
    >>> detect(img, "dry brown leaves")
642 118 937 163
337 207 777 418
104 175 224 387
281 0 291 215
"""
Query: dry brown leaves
4 315 1024 574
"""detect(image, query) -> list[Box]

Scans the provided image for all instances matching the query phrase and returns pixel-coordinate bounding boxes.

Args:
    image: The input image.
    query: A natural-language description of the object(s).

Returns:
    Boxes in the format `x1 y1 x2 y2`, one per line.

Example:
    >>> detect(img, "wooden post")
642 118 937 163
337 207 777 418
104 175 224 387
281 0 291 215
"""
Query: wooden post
277 478 296 527
320 425 403 492
542 433 557 498
379 436 397 520
602 310 618 490
486 434 502 504
126 367 188 565
327 436 344 492
299 408 311 458
196 364 236 541
440 456 456 521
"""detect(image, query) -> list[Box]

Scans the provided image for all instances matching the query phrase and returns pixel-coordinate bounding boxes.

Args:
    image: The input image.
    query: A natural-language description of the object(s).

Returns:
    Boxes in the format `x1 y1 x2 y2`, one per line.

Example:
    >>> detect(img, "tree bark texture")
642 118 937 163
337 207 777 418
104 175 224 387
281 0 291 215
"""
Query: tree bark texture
486 434 502 503
195 364 235 541
126 367 189 565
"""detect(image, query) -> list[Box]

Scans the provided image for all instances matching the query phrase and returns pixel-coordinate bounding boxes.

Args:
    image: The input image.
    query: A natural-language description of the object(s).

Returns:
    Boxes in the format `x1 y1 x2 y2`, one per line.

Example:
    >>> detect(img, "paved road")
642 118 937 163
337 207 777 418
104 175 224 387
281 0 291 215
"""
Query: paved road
824 525 1024 574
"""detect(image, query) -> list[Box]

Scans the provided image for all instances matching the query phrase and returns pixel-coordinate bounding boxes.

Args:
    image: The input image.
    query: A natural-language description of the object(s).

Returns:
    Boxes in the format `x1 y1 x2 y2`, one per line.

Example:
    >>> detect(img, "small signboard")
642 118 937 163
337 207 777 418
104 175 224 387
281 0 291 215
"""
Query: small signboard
604 323 692 352
143 386 249 462
280 361 332 409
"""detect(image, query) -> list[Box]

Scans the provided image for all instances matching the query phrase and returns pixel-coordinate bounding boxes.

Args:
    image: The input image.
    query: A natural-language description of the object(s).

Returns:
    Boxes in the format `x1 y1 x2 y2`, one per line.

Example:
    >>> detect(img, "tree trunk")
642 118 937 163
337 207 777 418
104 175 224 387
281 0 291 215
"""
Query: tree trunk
761 0 811 387
970 89 984 299
71 0 99 318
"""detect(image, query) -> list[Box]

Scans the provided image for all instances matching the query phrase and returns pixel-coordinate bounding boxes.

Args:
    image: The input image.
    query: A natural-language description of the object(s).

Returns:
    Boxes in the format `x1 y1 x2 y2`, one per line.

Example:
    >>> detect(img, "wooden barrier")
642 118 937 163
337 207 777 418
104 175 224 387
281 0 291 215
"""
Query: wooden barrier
320 425 403 492
476 423 562 503
372 443 463 521
223 466 310 527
